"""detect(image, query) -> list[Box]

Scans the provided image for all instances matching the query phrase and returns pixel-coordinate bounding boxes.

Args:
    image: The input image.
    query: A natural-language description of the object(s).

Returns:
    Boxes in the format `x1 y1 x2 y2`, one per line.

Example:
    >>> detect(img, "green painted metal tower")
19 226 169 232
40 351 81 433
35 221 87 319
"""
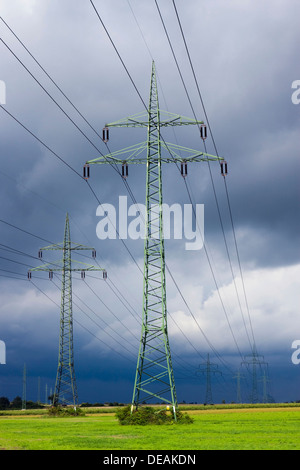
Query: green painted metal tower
28 213 106 407
85 61 223 417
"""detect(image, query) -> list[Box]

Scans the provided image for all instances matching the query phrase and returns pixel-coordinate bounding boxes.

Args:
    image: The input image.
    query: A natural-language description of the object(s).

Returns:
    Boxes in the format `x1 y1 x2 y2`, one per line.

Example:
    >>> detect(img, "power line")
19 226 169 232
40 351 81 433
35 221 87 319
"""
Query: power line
154 0 254 352
0 16 104 142
31 279 135 364
89 0 148 111
88 0 242 371
0 223 140 357
170 0 256 348
1 6 239 380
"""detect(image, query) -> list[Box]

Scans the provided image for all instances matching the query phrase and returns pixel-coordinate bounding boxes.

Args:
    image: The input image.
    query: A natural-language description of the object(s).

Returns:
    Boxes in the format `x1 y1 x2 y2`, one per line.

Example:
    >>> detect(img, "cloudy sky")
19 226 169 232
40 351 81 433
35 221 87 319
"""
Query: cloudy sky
0 0 299 405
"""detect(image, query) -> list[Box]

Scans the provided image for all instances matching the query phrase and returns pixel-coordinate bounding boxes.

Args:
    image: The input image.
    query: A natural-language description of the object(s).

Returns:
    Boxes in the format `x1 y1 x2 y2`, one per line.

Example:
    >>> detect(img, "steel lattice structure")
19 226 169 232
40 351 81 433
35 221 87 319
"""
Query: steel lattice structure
85 62 223 418
196 353 222 405
28 213 106 407
241 345 269 404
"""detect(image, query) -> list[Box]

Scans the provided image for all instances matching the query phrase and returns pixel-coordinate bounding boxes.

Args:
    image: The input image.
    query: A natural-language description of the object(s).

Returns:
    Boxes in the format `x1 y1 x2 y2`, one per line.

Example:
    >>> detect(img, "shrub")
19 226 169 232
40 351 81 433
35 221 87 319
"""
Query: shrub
115 405 193 425
47 406 85 417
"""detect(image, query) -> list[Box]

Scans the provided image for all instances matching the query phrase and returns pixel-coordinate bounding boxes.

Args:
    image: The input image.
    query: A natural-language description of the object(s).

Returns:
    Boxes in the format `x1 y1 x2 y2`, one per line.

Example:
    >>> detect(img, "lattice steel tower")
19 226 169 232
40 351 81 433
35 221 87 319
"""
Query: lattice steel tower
28 213 106 406
84 61 223 417
241 345 268 403
196 353 221 404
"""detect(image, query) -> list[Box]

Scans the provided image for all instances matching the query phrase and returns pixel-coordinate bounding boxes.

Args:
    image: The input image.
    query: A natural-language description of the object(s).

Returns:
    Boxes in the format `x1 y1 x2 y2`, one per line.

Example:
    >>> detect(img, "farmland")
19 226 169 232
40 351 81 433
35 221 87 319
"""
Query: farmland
0 404 300 451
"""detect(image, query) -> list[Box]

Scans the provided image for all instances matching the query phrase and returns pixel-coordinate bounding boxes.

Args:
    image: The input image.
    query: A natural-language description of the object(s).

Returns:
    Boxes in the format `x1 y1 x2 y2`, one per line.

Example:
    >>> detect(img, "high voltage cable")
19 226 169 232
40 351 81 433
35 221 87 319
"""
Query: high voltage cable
170 0 256 348
50 277 137 358
0 106 141 327
87 0 242 372
0 46 233 388
1 96 212 369
0 223 141 355
0 101 219 375
126 1 245 363
0 16 103 142
0 105 82 179
0 37 108 162
1 11 234 375
0 104 143 275
0 237 200 378
83 280 139 340
154 0 253 352
0 236 140 358
0 17 131 185
0 164 142 327
89 0 147 110
30 279 136 364
29 3 235 373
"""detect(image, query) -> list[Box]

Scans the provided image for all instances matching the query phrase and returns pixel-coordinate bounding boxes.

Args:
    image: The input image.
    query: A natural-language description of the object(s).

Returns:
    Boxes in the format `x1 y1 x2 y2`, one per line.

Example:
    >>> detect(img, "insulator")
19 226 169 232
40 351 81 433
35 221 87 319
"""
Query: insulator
83 164 90 180
102 126 109 143
221 160 228 176
200 124 207 140
49 270 53 280
122 162 128 179
81 270 85 279
181 162 187 178
28 271 31 280
38 250 42 259
92 250 96 259
103 270 107 280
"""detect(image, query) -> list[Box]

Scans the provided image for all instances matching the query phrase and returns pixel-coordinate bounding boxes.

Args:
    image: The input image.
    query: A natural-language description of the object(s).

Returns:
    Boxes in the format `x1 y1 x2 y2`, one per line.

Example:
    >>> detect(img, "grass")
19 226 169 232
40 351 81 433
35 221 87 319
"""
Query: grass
0 405 300 450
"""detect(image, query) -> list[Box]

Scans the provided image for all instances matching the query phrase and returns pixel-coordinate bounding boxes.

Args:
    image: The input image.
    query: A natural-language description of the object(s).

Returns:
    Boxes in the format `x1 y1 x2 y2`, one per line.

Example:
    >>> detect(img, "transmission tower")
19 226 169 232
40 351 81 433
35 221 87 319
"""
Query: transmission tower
241 345 268 403
22 363 26 410
84 61 223 417
196 354 222 404
233 369 244 404
37 376 40 404
260 370 272 403
28 213 106 407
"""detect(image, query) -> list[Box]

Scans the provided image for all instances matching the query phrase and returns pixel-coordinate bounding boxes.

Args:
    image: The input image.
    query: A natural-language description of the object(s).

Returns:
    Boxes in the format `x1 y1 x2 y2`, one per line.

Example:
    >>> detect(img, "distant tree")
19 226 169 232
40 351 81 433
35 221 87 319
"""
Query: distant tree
10 396 22 409
0 396 10 409
26 400 44 409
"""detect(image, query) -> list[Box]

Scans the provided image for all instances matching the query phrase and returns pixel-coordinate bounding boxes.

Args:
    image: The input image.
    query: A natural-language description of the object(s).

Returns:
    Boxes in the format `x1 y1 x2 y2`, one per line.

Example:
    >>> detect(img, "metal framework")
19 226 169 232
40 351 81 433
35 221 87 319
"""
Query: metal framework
85 61 223 418
241 345 269 403
196 353 221 404
28 213 106 407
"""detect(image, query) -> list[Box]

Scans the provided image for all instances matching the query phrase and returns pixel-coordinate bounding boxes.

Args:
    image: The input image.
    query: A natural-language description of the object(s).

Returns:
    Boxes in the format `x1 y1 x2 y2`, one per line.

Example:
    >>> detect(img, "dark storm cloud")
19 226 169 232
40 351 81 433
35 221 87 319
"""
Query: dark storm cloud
0 0 299 403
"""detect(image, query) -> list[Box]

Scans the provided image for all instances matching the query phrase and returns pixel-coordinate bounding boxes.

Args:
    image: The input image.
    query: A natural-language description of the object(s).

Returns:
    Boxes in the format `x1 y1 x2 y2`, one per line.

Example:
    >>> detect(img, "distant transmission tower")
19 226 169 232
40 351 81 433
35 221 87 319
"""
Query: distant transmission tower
196 354 222 404
241 345 268 403
260 370 271 403
84 61 223 418
28 213 106 407
22 363 26 410
233 369 244 404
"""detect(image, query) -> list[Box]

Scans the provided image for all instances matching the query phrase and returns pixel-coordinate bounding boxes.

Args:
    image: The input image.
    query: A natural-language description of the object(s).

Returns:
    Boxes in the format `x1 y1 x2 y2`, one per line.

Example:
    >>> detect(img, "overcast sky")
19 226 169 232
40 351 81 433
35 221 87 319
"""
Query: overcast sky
0 0 299 405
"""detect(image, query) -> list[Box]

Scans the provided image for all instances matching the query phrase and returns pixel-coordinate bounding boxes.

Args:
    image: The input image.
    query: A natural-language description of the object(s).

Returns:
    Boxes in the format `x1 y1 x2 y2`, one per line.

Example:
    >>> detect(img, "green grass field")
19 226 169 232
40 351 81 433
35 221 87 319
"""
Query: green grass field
0 405 300 450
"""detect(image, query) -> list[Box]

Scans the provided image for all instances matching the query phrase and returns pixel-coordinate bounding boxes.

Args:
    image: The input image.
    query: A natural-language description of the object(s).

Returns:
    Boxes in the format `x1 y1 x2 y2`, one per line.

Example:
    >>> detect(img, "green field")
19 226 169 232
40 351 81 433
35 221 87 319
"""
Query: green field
0 405 300 451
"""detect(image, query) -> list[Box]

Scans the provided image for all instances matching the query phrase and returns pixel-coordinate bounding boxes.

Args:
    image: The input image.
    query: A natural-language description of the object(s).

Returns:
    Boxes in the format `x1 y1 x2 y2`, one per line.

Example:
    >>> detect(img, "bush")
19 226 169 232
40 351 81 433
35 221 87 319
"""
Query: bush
115 405 193 425
47 406 85 417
